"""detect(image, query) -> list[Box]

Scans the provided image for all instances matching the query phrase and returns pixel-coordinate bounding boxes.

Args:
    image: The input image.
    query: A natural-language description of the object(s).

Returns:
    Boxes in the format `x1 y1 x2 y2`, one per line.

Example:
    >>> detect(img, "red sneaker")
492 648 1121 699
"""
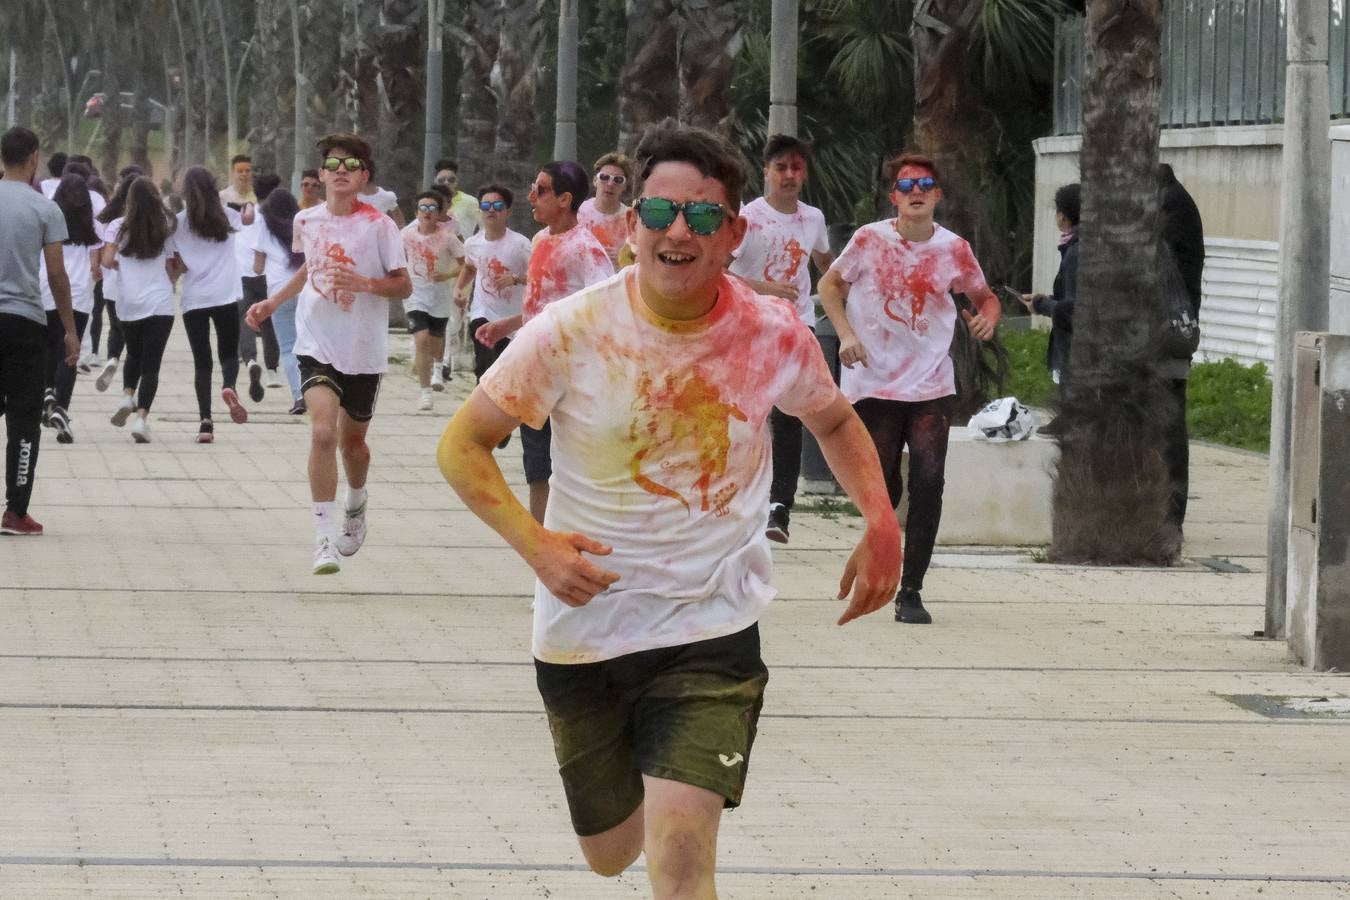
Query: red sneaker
221 387 248 424
1 510 44 535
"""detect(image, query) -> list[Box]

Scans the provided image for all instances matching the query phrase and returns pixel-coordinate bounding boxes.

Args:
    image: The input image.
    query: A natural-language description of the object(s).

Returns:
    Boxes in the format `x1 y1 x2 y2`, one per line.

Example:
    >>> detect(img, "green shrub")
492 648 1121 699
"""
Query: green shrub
994 327 1271 452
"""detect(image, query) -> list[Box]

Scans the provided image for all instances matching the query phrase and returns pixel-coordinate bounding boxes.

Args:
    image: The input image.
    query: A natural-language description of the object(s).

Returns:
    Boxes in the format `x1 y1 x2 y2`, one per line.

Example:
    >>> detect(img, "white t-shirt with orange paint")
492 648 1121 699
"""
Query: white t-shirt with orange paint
481 267 839 664
831 222 987 404
292 201 408 375
577 198 631 266
401 221 464 318
464 229 532 323
521 224 614 323
728 197 830 326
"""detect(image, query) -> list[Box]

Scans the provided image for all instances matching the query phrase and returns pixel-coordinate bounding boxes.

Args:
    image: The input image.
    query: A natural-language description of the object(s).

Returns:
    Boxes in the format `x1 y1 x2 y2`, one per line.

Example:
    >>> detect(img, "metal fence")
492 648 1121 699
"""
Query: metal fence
1053 0 1322 135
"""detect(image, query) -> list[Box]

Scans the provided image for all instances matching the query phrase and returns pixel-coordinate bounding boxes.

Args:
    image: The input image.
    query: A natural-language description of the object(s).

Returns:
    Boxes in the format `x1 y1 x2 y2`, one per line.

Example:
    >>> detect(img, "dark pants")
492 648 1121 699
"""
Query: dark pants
183 303 242 421
103 296 125 360
469 316 510 382
769 407 803 510
237 276 279 369
1164 378 1189 528
1 314 47 516
120 315 175 411
90 280 116 356
854 395 955 592
44 309 89 410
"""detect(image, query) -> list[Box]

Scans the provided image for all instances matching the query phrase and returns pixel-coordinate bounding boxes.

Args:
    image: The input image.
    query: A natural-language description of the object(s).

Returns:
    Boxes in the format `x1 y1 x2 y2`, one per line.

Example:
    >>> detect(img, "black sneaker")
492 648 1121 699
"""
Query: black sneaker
895 587 932 624
288 399 307 416
50 407 74 444
497 433 511 450
247 361 265 402
765 503 790 544
41 391 55 428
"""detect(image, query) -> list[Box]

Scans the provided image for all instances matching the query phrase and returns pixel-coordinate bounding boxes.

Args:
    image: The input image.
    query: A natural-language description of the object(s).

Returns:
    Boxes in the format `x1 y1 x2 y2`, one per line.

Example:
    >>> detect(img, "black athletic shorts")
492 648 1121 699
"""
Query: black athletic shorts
297 355 382 423
406 310 450 338
534 624 768 837
519 417 552 484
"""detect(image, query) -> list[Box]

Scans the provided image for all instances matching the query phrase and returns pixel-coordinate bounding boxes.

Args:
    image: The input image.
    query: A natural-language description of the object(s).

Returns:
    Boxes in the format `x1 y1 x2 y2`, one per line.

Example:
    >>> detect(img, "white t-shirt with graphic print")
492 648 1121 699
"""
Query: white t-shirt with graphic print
465 229 532 323
291 201 407 375
830 221 987 404
401 221 464 318
728 197 830 326
481 266 839 664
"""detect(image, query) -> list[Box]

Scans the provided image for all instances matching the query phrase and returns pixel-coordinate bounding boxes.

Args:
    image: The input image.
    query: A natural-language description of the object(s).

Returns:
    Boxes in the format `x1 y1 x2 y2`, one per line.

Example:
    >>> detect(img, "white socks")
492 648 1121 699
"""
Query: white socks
313 501 339 542
346 486 368 514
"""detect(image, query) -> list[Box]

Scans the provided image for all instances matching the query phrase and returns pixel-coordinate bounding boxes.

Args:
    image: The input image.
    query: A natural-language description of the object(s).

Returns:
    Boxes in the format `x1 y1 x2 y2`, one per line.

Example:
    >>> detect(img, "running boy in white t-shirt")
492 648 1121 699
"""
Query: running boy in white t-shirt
577 151 632 266
819 152 1000 625
453 183 531 384
246 133 411 575
728 135 834 545
438 123 900 898
401 190 464 412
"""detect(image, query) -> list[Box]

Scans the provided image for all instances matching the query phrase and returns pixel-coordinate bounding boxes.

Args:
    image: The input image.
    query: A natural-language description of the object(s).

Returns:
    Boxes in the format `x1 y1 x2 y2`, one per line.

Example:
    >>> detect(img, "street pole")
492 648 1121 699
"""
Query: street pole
289 0 307 195
767 0 799 137
6 48 16 128
422 0 444 187
1266 0 1331 639
553 0 578 160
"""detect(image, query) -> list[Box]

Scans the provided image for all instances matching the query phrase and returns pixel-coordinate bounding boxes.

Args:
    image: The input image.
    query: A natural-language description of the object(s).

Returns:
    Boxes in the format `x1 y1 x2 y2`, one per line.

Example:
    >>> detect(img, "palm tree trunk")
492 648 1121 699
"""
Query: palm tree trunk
491 0 543 228
617 0 678 153
212 0 235 156
171 0 194 166
1050 0 1177 565
675 0 744 135
450 0 500 186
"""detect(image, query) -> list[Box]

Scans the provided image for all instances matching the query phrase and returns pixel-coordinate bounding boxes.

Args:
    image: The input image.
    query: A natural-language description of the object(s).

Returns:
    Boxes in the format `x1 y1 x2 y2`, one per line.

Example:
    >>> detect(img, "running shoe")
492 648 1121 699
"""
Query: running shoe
289 399 307 416
418 389 433 411
95 357 119 392
430 366 445 392
130 415 151 444
497 433 511 450
42 390 55 427
765 503 790 544
195 420 215 444
221 387 248 424
110 394 136 427
313 536 341 574
247 361 265 402
266 368 283 388
50 407 74 444
895 587 932 625
0 510 43 536
335 499 367 557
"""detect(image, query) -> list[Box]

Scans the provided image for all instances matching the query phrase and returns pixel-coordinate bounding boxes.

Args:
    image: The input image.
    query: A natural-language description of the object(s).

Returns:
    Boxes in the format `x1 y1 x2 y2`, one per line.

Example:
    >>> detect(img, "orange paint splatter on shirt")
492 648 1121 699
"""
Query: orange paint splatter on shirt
628 368 748 515
880 249 939 336
765 236 807 285
316 242 358 310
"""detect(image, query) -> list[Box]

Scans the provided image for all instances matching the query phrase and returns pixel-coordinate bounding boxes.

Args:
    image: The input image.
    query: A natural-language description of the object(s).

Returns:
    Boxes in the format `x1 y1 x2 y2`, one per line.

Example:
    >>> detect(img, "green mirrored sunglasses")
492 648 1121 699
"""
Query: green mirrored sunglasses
634 197 728 237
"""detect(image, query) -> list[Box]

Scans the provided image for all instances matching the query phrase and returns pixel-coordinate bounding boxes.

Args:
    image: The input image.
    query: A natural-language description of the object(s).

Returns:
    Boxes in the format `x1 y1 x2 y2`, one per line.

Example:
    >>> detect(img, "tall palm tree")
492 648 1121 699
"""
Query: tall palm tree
449 0 501 186
1050 0 1177 564
617 0 678 153
491 0 544 226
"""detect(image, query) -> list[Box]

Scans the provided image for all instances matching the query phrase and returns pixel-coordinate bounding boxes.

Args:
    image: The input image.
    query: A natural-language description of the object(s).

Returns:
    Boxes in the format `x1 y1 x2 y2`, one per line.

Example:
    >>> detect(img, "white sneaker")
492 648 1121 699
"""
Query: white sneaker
129 415 151 443
95 357 120 392
266 368 283 388
417 389 433 411
335 500 367 557
313 536 341 575
430 367 445 392
110 394 136 427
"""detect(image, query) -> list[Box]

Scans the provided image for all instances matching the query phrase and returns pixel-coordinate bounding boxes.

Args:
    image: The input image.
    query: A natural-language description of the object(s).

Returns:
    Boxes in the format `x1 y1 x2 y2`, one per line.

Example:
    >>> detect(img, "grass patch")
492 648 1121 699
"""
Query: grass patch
995 327 1271 453
794 496 862 519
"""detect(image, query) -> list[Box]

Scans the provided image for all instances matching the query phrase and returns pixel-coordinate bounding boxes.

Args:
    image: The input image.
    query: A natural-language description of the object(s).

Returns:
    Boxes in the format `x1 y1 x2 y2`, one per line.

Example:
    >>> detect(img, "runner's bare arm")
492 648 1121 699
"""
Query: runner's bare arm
42 242 81 366
453 262 476 309
818 268 866 368
253 250 266 276
799 393 902 626
245 262 309 330
811 249 835 275
475 314 522 347
735 275 797 301
961 283 1001 342
328 266 412 300
438 389 620 606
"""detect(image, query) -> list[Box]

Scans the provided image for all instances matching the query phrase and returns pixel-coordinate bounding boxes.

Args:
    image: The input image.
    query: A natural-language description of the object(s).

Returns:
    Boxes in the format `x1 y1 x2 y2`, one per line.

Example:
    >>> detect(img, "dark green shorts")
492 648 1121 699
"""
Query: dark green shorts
534 624 769 837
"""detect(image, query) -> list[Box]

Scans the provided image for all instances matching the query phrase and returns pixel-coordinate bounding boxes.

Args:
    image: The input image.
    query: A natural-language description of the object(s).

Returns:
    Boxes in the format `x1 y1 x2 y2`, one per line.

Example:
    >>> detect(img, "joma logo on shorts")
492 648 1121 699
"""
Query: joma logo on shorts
16 439 32 487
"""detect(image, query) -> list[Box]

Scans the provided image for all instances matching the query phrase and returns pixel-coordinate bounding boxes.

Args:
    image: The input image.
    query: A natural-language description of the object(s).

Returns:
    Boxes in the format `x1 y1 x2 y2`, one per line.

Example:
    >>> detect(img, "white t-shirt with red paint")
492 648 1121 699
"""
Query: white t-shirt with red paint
291 201 408 375
521 224 614 323
481 267 839 664
464 229 532 323
831 222 987 403
728 197 830 326
577 198 631 266
401 221 464 318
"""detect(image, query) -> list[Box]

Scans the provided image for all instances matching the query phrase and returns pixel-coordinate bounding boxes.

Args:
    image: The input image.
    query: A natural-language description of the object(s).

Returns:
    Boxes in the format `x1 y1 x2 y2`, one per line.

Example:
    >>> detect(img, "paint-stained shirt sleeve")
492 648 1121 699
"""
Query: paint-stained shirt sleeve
830 227 870 285
378 217 409 273
576 234 616 287
478 308 570 430
949 238 987 295
771 317 840 420
809 209 830 255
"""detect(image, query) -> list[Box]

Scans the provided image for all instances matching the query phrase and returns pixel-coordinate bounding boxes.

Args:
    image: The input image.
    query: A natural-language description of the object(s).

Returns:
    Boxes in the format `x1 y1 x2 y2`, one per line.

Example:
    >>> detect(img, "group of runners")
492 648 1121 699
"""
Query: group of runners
1 118 1003 897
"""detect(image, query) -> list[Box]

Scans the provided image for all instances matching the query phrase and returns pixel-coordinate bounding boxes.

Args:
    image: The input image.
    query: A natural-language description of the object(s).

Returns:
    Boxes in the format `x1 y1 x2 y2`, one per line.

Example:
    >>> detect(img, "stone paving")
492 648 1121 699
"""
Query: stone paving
2 330 1348 898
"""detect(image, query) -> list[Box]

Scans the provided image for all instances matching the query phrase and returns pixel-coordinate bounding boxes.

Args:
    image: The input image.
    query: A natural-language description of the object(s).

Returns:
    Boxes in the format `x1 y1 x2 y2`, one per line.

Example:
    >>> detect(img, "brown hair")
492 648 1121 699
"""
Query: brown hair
315 132 373 168
634 120 746 212
592 151 633 181
883 152 940 185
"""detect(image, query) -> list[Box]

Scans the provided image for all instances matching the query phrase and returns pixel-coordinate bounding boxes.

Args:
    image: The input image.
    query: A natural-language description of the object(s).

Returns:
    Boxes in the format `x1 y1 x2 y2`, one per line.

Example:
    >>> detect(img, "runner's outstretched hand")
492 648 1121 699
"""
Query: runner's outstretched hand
836 524 902 625
526 529 621 607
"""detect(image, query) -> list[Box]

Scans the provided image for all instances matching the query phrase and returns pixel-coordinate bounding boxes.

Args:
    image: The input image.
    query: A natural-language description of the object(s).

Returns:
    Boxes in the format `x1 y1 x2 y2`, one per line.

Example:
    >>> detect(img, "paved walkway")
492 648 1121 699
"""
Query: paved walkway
2 330 1347 898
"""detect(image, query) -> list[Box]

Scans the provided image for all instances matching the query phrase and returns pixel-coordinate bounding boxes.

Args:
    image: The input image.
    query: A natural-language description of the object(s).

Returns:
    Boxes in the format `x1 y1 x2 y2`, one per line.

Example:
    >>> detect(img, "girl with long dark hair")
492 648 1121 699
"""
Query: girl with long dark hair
39 174 102 443
91 165 142 391
252 188 307 413
176 166 252 442
101 176 180 444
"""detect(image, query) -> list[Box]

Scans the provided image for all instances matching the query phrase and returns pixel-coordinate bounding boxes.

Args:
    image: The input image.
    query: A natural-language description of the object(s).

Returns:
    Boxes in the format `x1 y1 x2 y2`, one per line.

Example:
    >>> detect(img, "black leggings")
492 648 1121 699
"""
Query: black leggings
120 315 175 412
1 314 47 516
183 303 242 421
854 395 955 592
44 309 89 410
237 275 279 369
103 297 125 360
770 408 803 510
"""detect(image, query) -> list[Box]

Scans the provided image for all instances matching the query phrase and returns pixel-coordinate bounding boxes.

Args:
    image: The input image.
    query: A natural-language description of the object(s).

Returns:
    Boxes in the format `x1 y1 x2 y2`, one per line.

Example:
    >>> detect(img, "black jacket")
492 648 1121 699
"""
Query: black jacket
1033 230 1079 377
